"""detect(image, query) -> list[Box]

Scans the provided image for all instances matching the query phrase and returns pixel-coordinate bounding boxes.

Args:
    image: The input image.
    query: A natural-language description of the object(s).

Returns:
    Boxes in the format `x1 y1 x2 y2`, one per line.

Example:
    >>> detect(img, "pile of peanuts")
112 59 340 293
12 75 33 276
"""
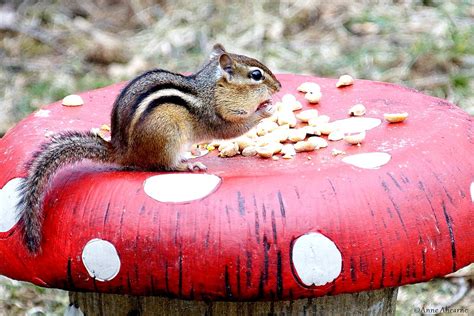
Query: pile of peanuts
199 75 408 160
202 75 368 160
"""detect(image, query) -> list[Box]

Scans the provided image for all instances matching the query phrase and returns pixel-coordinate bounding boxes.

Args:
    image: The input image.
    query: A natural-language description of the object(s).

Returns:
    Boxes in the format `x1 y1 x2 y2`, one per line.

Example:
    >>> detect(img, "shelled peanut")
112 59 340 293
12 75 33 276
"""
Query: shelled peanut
336 75 354 88
208 88 330 159
202 80 401 161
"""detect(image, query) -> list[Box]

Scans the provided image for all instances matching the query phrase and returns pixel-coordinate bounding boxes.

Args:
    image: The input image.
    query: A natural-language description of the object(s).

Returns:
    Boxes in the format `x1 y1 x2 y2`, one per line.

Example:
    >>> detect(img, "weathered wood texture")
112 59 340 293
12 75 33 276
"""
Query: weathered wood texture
69 287 398 316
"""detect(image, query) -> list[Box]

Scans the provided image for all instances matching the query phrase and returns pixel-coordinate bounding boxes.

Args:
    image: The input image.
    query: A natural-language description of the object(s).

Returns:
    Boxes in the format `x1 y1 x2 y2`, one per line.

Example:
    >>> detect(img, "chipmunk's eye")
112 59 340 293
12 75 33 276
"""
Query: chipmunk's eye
249 69 264 81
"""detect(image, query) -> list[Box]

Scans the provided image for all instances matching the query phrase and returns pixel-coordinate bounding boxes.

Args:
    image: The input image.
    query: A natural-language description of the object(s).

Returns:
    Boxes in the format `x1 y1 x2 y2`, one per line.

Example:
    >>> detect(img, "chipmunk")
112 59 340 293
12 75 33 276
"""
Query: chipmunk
17 44 281 254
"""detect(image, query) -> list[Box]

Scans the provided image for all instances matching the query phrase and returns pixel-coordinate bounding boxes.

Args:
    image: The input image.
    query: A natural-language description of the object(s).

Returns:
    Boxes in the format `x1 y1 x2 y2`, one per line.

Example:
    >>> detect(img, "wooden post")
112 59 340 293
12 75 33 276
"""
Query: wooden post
68 287 398 315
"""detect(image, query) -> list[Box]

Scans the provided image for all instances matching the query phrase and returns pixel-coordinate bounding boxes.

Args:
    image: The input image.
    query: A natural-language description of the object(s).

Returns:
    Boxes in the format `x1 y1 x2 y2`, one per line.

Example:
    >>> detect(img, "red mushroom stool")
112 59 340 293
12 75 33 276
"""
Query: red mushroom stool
0 74 472 315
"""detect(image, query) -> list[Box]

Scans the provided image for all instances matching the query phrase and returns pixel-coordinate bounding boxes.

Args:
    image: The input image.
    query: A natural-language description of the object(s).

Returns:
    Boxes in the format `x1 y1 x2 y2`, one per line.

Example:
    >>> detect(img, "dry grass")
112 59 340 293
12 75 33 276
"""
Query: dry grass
0 0 473 314
0 0 473 134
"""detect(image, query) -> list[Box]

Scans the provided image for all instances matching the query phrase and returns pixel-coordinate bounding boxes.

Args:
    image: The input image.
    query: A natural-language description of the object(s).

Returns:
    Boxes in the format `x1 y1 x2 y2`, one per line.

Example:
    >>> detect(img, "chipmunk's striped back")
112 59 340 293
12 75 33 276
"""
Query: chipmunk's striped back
17 44 281 254
111 70 202 153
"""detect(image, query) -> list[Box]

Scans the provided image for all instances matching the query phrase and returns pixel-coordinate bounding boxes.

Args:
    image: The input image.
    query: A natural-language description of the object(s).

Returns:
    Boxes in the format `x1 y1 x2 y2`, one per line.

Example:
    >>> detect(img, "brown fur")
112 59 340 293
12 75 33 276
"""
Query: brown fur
120 104 194 170
18 44 281 254
17 131 113 253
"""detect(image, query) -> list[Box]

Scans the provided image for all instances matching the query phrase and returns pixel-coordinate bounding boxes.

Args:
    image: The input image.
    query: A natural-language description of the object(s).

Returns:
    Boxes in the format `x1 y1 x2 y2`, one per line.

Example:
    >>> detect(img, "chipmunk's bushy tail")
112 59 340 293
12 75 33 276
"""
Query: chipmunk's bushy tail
17 131 113 254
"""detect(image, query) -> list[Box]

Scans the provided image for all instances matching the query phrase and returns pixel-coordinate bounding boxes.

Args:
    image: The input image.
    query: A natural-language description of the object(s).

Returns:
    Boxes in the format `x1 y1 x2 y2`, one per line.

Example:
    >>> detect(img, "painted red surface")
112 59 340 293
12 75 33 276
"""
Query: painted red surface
0 74 472 300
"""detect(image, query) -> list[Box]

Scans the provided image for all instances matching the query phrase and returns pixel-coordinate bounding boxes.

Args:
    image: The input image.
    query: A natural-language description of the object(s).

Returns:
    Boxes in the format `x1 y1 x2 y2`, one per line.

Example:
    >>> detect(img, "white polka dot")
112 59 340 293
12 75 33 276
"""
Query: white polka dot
82 239 121 282
0 178 22 233
144 174 221 203
292 232 342 286
342 152 391 169
470 182 474 202
34 109 50 117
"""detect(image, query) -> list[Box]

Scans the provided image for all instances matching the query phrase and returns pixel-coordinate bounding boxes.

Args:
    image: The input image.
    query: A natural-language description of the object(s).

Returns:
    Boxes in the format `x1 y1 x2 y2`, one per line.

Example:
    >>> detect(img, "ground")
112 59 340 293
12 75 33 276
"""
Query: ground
0 0 472 314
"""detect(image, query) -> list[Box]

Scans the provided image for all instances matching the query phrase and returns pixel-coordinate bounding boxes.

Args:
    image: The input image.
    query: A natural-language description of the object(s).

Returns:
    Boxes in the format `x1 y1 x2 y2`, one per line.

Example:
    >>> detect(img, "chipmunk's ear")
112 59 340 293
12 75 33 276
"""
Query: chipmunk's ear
218 53 234 81
209 43 226 60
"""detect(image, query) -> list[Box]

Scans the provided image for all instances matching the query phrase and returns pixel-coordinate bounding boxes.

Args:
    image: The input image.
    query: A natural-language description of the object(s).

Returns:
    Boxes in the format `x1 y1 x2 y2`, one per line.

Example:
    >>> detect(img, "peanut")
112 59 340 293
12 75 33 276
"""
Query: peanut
218 141 238 152
98 132 111 142
344 131 366 145
270 128 290 142
256 135 272 147
276 102 293 112
281 143 296 153
308 136 328 149
219 143 239 157
245 128 258 139
256 147 273 158
268 142 283 154
281 93 297 104
297 82 321 93
384 112 408 123
305 90 322 103
277 110 297 127
296 109 319 122
100 124 111 131
277 100 302 112
267 113 278 123
288 128 307 143
308 115 330 127
336 75 354 88
275 124 290 130
348 103 366 116
294 141 317 152
318 123 335 135
257 120 279 136
190 145 208 157
241 146 257 157
235 136 255 151
256 142 283 158
291 101 303 111
328 130 344 141
331 148 346 156
301 125 321 136
90 127 100 135
62 94 84 106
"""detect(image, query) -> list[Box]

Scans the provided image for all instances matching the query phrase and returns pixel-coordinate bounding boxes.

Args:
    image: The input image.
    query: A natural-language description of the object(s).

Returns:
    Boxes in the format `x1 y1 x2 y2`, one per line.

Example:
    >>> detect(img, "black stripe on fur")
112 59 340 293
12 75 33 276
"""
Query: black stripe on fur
16 131 112 254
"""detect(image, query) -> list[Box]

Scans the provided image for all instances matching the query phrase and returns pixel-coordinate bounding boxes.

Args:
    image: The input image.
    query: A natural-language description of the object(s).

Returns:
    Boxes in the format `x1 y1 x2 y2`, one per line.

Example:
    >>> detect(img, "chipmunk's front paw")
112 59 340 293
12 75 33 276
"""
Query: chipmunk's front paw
187 162 207 172
176 161 207 172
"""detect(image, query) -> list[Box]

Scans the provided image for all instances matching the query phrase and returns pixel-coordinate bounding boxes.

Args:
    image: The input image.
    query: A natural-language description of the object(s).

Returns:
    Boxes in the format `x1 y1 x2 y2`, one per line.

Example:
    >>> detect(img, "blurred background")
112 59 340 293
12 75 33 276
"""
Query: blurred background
0 0 472 314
